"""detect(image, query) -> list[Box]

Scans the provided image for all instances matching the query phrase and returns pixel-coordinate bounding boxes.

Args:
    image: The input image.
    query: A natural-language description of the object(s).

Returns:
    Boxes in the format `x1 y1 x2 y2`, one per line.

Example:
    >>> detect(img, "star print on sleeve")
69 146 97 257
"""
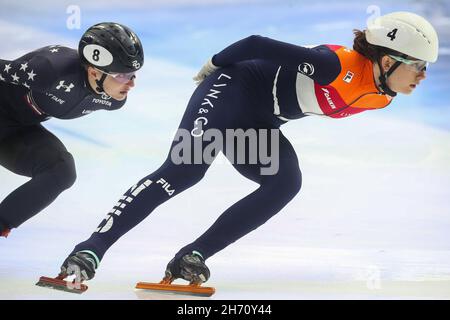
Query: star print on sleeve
1 49 55 92
20 62 28 72
4 63 11 73
1 60 38 89
11 73 20 83
49 45 60 54
0 58 43 90
27 70 36 81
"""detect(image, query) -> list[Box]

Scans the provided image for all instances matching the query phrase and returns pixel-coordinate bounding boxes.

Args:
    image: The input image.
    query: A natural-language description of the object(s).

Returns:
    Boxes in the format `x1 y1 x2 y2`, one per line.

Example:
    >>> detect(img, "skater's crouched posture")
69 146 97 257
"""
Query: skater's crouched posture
0 22 144 238
60 12 438 286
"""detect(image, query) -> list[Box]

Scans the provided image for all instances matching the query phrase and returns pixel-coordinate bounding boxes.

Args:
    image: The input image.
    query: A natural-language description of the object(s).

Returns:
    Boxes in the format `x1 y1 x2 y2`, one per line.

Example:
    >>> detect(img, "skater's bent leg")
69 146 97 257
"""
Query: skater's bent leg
71 66 241 261
0 126 76 229
72 158 211 260
176 133 302 260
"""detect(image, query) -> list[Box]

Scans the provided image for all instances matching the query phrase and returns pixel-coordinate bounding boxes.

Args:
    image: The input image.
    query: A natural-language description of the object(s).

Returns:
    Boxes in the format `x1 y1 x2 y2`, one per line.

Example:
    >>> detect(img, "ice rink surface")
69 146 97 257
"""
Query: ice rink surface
1 0 450 300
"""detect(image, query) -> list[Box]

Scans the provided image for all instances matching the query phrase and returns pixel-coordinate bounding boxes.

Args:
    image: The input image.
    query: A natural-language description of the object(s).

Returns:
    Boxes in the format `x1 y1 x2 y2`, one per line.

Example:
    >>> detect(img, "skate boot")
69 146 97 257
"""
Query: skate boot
165 251 210 284
36 251 99 294
135 251 215 297
60 251 99 282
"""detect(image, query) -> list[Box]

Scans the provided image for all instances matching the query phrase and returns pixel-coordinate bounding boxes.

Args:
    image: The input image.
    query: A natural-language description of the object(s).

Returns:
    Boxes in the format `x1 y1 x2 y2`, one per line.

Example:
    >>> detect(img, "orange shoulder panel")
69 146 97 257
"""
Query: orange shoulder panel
328 47 391 109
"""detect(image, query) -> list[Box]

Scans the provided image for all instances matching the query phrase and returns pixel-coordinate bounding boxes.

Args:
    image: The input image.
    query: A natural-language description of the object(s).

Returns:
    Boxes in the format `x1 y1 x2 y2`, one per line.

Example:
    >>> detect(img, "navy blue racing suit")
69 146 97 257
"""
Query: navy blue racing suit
71 35 348 263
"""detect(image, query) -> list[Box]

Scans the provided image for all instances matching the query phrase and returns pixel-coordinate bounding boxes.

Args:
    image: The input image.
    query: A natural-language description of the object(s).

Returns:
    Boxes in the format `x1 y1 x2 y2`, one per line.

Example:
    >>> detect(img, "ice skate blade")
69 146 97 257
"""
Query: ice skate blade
135 281 215 297
36 276 88 294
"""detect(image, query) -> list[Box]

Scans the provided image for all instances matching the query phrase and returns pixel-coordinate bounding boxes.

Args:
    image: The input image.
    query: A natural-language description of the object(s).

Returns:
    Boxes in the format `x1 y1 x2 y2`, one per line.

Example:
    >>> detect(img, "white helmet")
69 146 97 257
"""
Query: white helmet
366 11 439 62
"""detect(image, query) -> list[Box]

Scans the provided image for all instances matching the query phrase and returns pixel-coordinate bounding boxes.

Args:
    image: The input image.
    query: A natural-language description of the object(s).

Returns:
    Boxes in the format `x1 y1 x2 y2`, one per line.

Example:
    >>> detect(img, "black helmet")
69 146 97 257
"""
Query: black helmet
79 22 144 74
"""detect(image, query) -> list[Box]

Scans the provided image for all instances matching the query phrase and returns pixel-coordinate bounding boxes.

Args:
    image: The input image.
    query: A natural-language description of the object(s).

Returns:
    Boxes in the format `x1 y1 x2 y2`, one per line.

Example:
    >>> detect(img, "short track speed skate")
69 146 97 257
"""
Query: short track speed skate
36 251 97 294
136 251 215 297
36 275 88 294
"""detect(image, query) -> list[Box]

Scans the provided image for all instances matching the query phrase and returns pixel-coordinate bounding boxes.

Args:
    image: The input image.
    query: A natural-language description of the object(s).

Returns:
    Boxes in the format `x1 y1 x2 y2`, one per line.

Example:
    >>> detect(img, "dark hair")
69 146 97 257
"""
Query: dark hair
352 29 403 62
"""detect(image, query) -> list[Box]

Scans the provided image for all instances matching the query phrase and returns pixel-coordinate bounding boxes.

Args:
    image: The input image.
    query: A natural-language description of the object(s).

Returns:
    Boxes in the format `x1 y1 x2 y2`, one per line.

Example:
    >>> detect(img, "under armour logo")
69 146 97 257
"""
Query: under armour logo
56 80 75 92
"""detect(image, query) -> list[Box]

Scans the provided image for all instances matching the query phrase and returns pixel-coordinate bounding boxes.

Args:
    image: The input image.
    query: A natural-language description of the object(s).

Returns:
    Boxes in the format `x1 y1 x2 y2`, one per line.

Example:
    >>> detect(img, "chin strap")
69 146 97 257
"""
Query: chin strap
95 73 108 93
377 54 408 97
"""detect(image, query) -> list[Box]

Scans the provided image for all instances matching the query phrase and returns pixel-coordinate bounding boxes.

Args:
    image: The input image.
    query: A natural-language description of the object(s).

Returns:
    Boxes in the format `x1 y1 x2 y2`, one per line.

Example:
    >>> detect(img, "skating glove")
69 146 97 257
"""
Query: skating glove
193 57 219 85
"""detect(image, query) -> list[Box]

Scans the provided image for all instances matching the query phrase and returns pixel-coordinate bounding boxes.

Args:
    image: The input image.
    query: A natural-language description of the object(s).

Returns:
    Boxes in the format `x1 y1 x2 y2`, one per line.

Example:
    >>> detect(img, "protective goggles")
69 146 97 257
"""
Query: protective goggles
388 55 428 73
97 69 137 83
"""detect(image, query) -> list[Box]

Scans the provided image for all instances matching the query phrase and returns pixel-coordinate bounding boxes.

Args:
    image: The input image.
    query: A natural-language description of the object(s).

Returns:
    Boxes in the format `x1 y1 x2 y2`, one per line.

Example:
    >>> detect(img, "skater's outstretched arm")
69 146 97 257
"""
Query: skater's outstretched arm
211 35 342 85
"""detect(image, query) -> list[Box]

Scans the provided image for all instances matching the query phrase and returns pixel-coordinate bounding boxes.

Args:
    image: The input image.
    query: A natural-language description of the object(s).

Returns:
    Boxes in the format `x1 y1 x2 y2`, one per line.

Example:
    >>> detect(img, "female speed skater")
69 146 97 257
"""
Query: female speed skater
57 12 439 288
0 23 144 238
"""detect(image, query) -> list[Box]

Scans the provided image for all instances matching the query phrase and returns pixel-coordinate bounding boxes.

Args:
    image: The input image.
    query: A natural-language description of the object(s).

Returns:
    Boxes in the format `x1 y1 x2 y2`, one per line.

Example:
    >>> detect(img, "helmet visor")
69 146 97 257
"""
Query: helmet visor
97 69 137 84
388 55 428 73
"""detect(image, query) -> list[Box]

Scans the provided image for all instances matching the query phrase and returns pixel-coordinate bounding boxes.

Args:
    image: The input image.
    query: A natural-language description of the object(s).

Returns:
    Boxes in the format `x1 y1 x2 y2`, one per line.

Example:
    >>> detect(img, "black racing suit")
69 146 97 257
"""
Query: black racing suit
0 45 125 231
